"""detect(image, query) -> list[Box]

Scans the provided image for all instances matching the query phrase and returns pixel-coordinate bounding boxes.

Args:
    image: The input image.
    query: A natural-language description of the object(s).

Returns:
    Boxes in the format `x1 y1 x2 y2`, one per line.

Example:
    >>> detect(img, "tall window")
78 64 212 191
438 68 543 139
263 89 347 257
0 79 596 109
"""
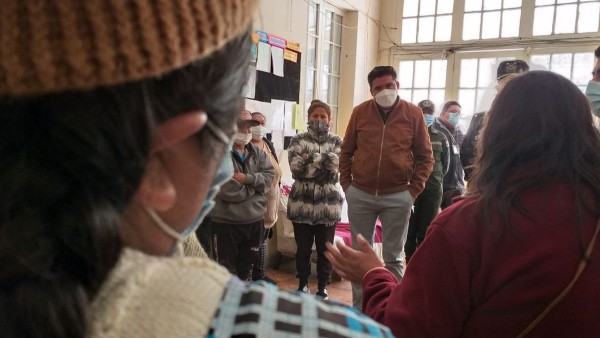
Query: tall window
393 0 600 129
305 2 343 131
530 52 595 91
463 0 522 40
533 0 600 36
401 0 454 43
398 60 448 111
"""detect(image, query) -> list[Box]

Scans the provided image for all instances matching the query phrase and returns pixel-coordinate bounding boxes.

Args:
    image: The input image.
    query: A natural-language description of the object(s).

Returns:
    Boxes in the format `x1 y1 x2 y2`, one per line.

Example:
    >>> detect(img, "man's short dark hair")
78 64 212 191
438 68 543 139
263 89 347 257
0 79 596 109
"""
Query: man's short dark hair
368 66 397 88
595 46 600 58
442 100 461 112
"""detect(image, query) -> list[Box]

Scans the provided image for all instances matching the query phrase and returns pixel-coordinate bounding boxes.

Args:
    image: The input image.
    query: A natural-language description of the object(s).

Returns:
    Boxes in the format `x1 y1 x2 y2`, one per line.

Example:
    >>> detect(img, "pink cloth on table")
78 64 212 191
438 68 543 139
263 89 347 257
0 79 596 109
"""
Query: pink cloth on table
335 220 382 248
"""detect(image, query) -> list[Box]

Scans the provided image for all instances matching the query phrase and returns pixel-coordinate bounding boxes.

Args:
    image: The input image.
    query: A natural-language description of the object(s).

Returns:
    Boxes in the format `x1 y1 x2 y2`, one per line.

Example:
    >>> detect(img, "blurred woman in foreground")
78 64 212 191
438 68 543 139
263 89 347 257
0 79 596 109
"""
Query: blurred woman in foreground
327 71 600 337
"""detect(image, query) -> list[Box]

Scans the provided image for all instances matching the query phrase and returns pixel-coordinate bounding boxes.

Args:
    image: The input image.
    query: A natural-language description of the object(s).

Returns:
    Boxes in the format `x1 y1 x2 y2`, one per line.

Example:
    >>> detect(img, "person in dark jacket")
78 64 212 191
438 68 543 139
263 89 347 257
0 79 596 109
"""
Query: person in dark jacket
405 100 449 263
433 100 464 208
461 59 529 180
211 110 275 280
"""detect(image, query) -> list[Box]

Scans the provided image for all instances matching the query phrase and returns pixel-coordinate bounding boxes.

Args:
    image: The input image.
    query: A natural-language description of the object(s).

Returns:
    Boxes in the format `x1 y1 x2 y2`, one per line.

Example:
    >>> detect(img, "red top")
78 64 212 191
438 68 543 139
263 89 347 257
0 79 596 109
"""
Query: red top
363 183 600 337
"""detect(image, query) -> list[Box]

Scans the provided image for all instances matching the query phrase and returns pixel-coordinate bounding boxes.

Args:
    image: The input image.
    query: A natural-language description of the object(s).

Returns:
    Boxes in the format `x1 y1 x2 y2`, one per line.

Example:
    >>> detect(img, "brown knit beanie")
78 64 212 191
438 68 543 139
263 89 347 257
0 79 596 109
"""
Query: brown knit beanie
0 0 257 97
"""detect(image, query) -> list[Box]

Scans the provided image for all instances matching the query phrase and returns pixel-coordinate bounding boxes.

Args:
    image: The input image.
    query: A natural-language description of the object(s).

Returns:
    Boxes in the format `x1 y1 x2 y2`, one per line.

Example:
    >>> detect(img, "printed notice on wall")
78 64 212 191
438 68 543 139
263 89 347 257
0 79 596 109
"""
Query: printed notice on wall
256 41 272 73
271 46 285 77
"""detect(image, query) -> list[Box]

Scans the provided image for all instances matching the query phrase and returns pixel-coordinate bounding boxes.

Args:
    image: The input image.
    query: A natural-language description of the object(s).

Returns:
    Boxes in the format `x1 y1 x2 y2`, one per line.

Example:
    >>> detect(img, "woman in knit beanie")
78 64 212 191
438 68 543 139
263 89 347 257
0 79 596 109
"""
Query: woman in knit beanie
0 1 392 337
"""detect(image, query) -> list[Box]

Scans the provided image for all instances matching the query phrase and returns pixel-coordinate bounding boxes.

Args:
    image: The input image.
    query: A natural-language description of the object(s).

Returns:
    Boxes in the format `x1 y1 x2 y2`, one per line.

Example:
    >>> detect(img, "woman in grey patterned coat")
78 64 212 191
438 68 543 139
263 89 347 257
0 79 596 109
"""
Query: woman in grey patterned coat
287 100 343 299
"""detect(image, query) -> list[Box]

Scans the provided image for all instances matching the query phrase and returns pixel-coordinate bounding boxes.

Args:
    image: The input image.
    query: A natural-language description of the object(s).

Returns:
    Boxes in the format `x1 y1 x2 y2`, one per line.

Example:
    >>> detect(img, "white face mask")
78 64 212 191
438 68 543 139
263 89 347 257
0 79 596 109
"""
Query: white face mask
374 88 398 108
251 126 266 140
234 132 252 146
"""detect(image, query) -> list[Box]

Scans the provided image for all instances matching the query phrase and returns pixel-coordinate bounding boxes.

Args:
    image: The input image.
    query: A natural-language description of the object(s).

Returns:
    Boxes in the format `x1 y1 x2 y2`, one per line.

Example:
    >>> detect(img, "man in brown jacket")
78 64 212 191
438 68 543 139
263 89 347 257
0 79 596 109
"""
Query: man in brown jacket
340 66 434 308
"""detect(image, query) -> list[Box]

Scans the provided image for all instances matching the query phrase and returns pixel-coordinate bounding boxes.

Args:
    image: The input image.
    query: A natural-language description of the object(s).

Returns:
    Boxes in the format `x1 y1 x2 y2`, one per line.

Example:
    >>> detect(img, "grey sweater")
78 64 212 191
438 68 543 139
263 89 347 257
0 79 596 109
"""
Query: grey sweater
210 144 274 224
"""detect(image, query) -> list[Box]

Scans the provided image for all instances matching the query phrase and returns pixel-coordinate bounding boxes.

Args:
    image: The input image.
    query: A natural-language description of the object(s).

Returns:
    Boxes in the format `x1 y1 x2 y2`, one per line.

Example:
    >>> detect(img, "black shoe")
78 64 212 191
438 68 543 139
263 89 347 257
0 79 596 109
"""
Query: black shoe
261 275 277 285
316 288 328 300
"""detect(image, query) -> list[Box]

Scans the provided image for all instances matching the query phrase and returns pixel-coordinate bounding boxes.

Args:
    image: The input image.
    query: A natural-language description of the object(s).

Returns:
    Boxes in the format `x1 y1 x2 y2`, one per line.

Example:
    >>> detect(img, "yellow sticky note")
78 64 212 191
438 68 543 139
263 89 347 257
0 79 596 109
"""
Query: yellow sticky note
284 50 298 63
293 104 306 131
286 41 301 52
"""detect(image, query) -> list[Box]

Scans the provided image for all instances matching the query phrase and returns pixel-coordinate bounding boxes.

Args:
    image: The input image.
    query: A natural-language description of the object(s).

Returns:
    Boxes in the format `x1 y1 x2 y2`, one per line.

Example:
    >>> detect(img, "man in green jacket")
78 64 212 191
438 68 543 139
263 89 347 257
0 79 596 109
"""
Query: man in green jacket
404 100 449 263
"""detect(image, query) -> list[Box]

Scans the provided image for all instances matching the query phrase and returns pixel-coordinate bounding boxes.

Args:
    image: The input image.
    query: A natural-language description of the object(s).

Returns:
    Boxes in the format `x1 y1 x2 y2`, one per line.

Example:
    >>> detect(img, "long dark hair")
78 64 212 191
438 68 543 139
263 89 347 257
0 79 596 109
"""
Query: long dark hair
0 30 250 338
467 71 600 224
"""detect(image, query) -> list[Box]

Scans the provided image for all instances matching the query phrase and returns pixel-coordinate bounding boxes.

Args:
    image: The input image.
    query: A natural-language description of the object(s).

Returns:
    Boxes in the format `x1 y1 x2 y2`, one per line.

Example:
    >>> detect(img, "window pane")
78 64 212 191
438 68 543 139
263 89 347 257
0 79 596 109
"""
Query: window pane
536 0 555 5
484 0 502 10
322 43 331 74
333 14 343 44
413 89 430 104
305 69 315 101
402 18 418 43
554 4 577 34
324 11 333 41
463 13 482 40
414 60 431 87
422 0 435 16
460 59 478 87
578 3 600 33
501 9 521 37
430 60 447 87
533 7 554 35
330 106 338 133
550 53 573 78
478 58 497 87
420 0 437 16
429 89 446 111
418 16 435 42
504 0 522 8
399 89 413 102
530 54 551 71
331 46 341 75
319 73 328 101
328 76 340 105
308 4 318 34
573 53 594 85
403 0 419 17
437 0 454 14
307 36 317 67
435 15 452 41
399 61 415 88
477 88 494 114
465 0 483 11
557 0 576 3
458 89 476 120
482 11 501 39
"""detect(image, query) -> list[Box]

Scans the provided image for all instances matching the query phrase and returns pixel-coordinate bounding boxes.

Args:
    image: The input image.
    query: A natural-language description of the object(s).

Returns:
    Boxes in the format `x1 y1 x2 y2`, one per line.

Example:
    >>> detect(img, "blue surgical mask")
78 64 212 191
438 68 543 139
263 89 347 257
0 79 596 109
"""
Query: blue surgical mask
447 112 460 126
585 80 600 118
145 119 233 253
180 149 233 237
424 114 435 126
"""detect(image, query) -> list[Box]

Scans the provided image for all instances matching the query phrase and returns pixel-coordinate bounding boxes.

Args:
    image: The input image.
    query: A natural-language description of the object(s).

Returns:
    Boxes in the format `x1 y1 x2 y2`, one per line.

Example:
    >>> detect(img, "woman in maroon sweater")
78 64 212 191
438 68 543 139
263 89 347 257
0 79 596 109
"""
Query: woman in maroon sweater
326 71 600 337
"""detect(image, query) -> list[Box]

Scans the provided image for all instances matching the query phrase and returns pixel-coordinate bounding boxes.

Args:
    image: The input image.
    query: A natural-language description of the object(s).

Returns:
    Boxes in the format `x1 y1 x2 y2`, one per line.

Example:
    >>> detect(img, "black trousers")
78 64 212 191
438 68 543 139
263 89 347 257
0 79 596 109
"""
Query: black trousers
214 220 264 281
405 185 442 263
292 222 336 289
252 228 270 281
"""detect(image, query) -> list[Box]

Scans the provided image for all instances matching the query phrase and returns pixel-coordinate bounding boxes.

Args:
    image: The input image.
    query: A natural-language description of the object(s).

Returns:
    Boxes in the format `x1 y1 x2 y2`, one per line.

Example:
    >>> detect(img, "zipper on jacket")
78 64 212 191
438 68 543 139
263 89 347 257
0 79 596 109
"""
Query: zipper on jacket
375 124 386 196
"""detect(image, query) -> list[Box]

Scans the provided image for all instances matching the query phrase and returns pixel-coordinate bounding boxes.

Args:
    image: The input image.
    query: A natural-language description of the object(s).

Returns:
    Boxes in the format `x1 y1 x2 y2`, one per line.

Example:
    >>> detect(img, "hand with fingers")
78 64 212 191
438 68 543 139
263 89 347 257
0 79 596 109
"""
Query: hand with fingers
325 234 385 284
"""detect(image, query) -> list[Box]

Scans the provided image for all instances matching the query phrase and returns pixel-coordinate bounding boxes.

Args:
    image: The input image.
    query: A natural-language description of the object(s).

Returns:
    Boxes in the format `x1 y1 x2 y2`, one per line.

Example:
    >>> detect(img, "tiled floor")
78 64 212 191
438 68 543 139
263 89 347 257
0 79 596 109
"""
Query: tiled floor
265 256 353 306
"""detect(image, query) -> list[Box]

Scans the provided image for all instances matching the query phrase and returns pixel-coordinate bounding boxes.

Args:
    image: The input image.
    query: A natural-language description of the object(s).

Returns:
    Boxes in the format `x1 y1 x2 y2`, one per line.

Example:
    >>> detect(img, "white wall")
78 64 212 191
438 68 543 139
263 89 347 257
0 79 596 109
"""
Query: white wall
255 0 381 135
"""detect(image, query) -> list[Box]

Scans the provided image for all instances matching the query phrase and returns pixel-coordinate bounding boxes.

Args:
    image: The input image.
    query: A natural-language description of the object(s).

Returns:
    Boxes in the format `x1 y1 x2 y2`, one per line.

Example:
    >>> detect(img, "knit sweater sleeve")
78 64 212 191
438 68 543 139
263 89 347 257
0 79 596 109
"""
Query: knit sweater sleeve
288 134 319 179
